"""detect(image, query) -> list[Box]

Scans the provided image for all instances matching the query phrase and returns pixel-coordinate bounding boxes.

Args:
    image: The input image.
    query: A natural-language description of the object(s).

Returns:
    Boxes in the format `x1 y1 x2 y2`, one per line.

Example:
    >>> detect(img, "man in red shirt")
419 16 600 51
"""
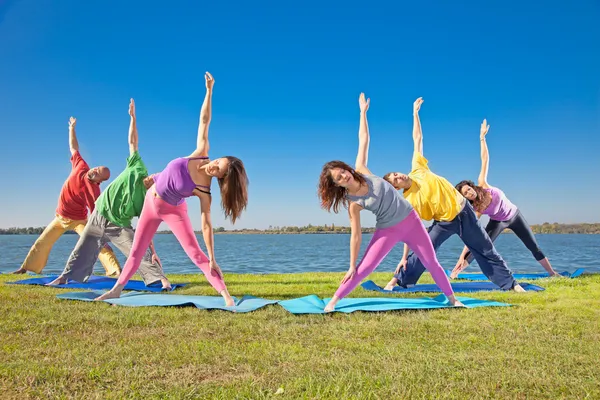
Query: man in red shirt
13 117 121 276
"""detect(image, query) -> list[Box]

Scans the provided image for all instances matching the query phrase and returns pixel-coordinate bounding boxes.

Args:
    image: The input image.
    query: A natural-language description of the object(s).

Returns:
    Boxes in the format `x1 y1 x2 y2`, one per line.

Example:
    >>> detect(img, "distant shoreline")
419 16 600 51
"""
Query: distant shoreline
1 222 599 235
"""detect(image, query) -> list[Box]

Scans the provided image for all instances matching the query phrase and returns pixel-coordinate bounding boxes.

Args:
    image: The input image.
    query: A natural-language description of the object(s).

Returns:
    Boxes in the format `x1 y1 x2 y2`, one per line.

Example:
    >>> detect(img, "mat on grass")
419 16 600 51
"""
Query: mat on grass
445 268 586 281
56 291 279 313
277 294 511 314
7 275 187 292
360 280 545 293
56 291 511 314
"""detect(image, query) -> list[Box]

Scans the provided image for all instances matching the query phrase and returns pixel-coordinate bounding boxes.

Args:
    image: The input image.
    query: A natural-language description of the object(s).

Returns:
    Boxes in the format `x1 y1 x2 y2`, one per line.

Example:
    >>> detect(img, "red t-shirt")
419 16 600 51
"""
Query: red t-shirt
56 151 100 221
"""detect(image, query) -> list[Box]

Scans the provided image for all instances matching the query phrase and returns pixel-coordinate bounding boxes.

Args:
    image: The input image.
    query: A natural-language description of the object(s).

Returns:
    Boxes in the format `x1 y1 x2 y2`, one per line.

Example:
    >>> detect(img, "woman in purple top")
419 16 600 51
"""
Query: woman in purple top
96 72 249 304
451 119 558 278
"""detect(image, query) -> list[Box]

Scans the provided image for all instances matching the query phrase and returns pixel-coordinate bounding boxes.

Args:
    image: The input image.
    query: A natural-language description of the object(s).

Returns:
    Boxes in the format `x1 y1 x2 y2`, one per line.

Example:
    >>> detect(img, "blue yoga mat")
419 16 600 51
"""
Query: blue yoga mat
57 291 279 313
445 268 586 281
361 280 545 293
278 294 511 314
7 275 187 293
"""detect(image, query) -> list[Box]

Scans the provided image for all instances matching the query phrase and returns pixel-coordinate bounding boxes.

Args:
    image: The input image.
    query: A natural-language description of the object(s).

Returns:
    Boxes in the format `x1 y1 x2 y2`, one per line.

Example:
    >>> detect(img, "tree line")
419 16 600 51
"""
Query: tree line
2 222 599 235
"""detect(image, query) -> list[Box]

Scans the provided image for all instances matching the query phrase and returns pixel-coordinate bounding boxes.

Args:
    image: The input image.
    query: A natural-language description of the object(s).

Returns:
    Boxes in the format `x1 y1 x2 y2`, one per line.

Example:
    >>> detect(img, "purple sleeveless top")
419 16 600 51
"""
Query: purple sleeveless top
153 157 211 206
481 186 518 221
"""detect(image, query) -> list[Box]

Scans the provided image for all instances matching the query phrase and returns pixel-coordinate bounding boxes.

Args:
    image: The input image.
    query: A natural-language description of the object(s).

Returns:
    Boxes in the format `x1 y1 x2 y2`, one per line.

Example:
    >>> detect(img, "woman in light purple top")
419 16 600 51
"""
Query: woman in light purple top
451 119 558 278
96 72 249 303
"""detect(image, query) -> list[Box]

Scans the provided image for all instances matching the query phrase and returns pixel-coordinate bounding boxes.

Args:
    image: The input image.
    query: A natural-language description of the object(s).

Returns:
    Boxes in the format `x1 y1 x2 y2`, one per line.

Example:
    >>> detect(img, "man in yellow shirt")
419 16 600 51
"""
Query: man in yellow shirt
383 98 524 292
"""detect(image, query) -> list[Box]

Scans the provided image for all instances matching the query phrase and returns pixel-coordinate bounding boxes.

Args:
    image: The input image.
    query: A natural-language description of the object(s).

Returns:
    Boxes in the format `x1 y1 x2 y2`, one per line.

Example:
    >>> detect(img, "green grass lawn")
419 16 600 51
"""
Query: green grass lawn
1 272 599 399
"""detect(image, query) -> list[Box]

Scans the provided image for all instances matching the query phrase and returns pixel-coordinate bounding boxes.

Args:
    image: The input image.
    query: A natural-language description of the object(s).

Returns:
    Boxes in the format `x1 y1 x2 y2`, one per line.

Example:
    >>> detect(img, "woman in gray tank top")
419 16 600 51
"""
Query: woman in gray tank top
317 93 462 312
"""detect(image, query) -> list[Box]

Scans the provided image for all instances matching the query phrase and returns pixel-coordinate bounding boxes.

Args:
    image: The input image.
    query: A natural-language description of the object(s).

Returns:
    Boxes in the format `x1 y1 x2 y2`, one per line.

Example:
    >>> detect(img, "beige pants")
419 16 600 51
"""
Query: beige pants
19 214 121 275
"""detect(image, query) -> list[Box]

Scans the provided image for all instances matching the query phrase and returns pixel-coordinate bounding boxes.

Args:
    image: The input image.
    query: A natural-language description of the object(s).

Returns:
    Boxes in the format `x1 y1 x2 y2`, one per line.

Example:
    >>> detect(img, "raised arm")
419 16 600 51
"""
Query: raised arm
190 72 215 158
478 119 491 188
128 99 138 155
68 117 79 155
413 98 424 155
354 93 372 176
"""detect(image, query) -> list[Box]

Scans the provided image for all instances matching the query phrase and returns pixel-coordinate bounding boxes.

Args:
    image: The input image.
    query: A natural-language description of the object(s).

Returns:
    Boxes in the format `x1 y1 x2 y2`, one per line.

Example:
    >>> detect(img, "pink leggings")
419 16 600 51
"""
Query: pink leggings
335 210 454 299
117 189 226 293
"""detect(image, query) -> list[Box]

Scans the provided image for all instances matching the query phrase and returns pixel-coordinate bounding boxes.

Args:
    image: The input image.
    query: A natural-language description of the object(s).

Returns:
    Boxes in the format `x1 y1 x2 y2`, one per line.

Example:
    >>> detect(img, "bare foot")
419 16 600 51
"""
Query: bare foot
449 270 459 279
549 272 563 278
47 276 68 286
224 296 235 307
512 284 526 293
220 289 235 307
106 271 120 278
12 267 27 274
383 278 398 291
161 278 172 291
324 296 340 313
95 286 124 301
448 295 465 307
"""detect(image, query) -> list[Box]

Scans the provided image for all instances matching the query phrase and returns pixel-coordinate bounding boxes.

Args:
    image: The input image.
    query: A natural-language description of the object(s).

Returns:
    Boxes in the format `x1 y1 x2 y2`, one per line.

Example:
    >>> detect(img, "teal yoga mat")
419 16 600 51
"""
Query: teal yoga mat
277 294 511 314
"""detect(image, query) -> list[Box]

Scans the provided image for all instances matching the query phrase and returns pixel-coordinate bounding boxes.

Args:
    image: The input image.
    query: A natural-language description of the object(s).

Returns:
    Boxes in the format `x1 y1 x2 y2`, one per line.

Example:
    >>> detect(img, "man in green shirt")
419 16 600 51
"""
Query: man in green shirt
48 99 170 289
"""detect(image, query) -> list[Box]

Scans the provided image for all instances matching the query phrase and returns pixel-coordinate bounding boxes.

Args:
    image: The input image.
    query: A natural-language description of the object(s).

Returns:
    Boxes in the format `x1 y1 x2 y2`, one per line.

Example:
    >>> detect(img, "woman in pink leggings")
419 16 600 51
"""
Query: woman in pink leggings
318 93 463 312
96 72 249 306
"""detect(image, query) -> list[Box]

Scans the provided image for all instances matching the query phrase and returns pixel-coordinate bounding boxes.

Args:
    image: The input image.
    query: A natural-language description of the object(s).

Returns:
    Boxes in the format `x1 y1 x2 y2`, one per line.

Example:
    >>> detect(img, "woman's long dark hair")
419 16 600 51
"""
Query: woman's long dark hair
455 180 491 212
217 156 249 224
318 161 366 213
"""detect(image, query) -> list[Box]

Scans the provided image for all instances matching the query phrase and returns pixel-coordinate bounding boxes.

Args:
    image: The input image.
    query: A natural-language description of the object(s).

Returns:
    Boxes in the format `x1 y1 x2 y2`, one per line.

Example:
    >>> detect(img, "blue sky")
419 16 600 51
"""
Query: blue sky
1 0 598 230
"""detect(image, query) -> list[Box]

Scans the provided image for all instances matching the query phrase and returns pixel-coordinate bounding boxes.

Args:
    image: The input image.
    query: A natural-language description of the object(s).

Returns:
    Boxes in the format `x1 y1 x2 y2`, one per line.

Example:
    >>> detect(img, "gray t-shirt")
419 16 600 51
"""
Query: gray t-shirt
347 174 413 229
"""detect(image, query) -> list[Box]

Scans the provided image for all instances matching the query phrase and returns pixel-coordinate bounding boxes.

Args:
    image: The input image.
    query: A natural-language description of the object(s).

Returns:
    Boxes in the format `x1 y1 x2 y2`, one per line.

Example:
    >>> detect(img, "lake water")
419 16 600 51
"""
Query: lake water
0 233 598 276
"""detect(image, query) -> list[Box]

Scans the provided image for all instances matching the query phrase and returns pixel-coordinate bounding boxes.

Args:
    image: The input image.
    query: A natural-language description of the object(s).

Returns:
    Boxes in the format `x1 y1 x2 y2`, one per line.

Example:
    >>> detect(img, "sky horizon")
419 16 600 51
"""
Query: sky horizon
1 0 599 230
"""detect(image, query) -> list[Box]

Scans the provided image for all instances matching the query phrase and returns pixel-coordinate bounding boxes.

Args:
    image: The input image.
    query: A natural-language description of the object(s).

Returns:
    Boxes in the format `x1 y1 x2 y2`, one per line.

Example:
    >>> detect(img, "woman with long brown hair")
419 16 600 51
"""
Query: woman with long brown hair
318 93 462 312
450 119 557 278
96 72 249 303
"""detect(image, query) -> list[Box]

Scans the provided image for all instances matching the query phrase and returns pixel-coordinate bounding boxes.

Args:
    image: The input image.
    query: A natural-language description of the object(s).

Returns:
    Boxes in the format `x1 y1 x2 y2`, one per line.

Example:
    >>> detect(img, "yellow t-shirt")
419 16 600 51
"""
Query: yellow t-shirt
403 152 465 222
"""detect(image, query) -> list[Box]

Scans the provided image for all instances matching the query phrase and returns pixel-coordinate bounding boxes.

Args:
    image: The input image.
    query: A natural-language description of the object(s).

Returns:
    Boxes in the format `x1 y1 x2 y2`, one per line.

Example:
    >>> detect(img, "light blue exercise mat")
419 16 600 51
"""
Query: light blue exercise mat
444 268 586 281
56 291 279 313
57 291 511 314
277 294 511 314
360 280 545 293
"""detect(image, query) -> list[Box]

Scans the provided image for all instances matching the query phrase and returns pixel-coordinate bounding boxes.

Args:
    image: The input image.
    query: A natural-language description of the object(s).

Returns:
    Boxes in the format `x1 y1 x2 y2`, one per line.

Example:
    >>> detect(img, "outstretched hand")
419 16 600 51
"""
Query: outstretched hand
69 116 77 129
129 98 136 118
413 97 424 114
205 72 215 90
359 92 370 113
480 119 490 139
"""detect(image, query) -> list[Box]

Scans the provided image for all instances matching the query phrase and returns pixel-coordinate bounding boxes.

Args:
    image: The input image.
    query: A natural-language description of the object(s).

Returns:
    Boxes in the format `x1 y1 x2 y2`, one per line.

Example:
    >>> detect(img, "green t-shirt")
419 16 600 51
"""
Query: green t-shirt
96 151 148 228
